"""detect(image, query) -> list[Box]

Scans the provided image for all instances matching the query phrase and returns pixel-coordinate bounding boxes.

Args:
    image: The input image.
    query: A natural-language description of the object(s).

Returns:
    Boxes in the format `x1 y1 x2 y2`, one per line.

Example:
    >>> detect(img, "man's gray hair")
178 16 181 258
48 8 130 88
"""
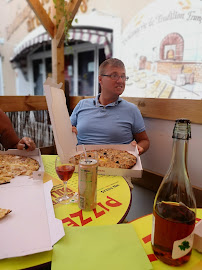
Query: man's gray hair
99 58 125 75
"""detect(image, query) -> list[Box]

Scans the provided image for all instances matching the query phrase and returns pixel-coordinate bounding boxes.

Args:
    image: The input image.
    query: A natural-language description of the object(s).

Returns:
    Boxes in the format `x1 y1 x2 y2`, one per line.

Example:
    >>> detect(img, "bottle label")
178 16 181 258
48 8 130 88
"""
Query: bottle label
172 232 194 259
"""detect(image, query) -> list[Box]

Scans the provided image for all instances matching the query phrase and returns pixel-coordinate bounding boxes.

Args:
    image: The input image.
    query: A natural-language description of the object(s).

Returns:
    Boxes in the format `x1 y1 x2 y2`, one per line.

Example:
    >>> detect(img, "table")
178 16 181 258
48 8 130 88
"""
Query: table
130 209 202 270
2 155 201 270
0 155 131 270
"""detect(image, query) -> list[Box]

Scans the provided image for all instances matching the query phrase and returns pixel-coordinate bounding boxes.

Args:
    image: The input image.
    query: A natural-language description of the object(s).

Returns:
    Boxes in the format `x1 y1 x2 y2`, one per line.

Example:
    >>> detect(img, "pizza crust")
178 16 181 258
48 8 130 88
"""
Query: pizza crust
0 208 12 219
0 154 40 184
72 149 137 169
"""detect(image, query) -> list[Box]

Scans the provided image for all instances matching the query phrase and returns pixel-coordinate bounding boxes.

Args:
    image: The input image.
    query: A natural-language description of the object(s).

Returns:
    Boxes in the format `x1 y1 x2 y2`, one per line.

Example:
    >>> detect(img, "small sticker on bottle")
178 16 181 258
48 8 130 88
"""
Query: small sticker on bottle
172 232 194 259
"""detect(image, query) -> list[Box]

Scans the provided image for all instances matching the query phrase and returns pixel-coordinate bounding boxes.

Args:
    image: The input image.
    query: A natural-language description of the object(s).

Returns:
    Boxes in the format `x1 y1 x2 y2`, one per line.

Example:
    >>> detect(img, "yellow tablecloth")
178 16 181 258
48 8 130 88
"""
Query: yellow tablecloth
130 209 202 270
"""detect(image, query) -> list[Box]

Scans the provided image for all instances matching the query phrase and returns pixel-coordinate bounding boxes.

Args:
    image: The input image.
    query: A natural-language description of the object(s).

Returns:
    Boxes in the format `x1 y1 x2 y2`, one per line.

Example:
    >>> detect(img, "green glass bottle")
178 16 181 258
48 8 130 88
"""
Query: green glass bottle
151 119 196 266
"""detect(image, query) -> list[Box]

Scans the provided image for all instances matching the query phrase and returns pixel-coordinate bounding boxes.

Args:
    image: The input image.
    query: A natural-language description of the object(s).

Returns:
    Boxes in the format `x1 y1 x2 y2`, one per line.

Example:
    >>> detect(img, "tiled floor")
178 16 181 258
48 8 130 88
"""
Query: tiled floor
126 184 156 222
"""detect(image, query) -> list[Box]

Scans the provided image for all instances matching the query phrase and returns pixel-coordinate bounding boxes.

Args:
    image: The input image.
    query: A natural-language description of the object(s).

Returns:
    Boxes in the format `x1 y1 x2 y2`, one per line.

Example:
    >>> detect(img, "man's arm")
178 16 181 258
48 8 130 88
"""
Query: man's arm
0 110 36 151
131 131 150 155
0 109 20 150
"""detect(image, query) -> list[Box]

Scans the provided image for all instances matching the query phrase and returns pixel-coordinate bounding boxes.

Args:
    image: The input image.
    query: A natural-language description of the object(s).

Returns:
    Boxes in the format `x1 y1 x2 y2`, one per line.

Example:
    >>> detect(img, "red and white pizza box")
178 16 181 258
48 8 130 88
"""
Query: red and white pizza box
193 220 202 253
44 78 142 178
0 148 65 259
0 180 64 259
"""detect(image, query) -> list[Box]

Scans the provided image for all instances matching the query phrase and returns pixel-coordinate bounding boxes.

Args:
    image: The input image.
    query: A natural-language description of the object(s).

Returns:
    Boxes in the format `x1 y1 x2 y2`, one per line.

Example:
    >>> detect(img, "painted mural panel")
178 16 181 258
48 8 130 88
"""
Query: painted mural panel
121 0 202 99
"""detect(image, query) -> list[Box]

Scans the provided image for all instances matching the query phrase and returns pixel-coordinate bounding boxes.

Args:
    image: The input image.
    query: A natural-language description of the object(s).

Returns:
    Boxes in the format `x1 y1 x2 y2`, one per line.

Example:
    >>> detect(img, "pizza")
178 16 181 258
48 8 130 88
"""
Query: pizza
0 154 40 184
0 208 12 219
72 149 137 169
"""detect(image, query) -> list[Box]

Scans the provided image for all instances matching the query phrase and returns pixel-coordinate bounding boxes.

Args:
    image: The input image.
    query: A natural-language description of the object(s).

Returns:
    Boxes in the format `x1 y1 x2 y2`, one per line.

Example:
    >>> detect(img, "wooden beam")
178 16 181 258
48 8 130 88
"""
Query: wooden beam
56 0 83 48
51 0 82 88
69 96 202 125
26 0 55 38
52 38 65 89
51 0 65 88
0 96 47 112
123 97 202 124
56 17 65 48
69 96 85 111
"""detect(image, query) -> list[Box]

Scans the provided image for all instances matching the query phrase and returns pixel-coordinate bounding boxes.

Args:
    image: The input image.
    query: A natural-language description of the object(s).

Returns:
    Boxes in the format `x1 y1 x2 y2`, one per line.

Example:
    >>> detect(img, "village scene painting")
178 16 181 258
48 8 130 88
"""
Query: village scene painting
121 0 202 99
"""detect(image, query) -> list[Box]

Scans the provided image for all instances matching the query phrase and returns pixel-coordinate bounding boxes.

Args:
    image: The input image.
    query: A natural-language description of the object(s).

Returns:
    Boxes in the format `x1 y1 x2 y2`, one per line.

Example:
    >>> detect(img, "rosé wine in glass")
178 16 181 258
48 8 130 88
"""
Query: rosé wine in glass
56 165 75 181
55 155 76 205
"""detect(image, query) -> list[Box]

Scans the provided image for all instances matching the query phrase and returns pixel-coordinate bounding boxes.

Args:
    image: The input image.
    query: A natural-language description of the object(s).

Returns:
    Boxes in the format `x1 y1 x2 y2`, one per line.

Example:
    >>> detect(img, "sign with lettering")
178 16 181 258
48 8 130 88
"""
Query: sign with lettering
7 0 88 40
121 0 202 100
26 0 88 33
42 155 131 227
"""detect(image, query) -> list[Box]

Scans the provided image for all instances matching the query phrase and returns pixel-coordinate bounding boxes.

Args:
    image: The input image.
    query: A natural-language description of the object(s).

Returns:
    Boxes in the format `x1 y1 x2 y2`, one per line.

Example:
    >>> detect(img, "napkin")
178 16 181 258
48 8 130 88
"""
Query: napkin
51 223 153 270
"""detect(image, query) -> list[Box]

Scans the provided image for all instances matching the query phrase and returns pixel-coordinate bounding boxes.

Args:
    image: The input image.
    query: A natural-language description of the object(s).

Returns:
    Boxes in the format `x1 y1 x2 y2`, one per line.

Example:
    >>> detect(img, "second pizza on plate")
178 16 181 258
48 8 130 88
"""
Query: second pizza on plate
72 149 137 169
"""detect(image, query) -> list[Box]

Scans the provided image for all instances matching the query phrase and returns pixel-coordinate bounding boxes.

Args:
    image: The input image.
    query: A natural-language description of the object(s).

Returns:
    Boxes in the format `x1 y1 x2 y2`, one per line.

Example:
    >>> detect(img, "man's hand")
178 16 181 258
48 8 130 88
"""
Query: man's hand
131 140 144 155
17 137 36 151
72 126 78 135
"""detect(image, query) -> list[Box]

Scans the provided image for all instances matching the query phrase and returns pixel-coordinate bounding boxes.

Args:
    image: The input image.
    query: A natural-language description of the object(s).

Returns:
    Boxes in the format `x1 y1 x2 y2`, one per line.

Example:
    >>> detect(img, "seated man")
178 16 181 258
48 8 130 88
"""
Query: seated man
0 109 36 151
70 58 150 155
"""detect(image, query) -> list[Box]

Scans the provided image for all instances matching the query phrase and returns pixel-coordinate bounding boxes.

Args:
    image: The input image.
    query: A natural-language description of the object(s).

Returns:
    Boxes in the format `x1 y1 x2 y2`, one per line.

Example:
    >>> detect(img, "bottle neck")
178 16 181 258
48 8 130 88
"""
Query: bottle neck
155 120 196 209
169 138 188 174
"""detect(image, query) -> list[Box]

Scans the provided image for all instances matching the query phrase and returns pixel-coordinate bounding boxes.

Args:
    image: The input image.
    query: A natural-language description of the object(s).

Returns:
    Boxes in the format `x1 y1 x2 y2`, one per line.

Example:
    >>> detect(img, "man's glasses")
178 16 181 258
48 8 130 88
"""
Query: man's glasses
101 74 129 81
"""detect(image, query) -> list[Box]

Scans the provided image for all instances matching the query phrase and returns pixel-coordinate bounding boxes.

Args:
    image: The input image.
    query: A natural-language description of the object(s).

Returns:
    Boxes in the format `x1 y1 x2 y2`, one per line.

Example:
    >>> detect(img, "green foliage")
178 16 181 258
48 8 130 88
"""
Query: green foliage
53 0 78 46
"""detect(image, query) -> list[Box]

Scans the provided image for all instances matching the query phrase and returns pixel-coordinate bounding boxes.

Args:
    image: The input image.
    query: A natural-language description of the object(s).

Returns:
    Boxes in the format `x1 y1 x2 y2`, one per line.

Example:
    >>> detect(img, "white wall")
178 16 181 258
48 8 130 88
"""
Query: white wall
16 68 31 95
141 118 202 188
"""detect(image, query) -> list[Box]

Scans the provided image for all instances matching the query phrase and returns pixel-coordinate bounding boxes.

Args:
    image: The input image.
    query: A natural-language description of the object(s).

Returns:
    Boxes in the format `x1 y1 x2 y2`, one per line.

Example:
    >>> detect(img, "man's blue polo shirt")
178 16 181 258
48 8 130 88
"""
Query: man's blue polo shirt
70 95 145 145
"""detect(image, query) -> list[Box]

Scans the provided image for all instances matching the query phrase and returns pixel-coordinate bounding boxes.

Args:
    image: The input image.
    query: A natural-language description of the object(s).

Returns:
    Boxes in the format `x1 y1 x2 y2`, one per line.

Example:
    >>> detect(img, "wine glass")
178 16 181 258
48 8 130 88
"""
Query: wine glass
55 155 76 205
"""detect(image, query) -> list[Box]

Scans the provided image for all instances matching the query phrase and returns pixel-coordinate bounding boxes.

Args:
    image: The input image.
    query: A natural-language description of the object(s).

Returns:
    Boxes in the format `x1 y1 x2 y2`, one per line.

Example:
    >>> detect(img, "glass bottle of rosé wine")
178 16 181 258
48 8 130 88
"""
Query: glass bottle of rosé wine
151 119 196 266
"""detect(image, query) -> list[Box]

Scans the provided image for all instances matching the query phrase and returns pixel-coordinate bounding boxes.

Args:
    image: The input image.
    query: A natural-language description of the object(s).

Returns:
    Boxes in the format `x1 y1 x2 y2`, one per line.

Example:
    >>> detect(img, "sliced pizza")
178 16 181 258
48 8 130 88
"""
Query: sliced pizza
0 154 40 183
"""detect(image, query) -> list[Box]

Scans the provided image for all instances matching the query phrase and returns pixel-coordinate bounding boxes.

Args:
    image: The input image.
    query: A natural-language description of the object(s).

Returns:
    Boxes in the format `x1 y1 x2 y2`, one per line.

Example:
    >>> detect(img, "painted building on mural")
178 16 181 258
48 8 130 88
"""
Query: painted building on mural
121 0 202 99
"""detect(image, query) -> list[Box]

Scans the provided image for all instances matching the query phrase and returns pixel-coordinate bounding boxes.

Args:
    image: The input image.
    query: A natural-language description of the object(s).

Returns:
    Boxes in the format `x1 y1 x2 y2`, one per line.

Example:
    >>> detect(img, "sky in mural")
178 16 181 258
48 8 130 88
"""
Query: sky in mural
121 0 202 99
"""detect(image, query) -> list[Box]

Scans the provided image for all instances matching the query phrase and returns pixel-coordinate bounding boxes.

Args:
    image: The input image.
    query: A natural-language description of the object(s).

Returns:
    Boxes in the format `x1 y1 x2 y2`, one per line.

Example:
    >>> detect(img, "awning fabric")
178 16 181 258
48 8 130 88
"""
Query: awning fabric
10 26 50 62
69 28 112 58
11 26 112 62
